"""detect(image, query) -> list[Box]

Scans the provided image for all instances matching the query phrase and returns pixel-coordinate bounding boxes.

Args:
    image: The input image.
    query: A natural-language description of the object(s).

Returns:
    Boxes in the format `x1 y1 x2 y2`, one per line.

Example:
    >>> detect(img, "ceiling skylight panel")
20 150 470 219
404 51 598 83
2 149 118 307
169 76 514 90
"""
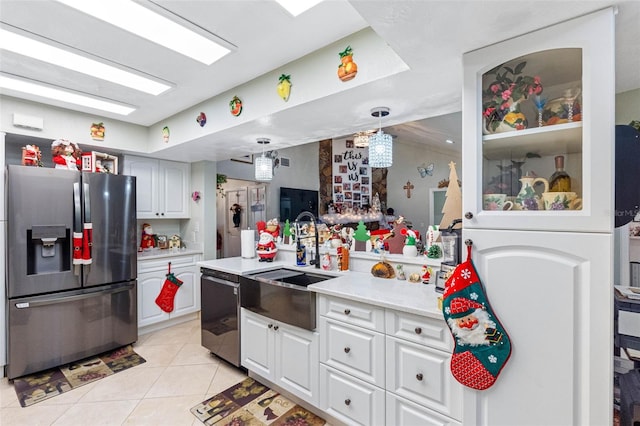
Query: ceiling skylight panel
56 0 231 65
0 74 136 115
0 28 171 95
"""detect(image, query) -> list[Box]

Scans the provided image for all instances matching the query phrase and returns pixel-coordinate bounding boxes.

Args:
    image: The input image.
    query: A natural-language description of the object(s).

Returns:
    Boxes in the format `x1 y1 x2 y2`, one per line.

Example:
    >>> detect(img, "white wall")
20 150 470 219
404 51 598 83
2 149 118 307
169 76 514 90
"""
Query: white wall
616 88 640 125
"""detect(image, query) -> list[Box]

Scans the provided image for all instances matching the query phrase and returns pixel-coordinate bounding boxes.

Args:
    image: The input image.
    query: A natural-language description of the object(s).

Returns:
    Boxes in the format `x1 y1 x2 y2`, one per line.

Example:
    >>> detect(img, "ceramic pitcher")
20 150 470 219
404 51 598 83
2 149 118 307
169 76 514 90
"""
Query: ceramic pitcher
515 175 549 210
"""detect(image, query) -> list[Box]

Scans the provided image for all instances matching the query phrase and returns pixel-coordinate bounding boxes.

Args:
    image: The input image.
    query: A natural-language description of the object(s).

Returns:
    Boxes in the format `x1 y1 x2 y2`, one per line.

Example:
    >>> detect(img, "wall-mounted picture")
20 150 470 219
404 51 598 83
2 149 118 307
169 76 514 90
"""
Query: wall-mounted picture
334 175 343 183
345 192 352 200
334 185 342 193
339 165 347 173
343 183 351 191
334 154 343 163
353 182 361 191
361 177 369 185
231 155 253 164
359 167 368 175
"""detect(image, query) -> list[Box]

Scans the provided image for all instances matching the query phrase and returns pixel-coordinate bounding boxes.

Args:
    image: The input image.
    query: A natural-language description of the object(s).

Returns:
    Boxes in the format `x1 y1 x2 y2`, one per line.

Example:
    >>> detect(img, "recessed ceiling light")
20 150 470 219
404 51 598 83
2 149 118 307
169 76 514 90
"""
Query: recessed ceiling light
275 0 324 16
0 74 136 115
57 0 231 65
0 28 171 96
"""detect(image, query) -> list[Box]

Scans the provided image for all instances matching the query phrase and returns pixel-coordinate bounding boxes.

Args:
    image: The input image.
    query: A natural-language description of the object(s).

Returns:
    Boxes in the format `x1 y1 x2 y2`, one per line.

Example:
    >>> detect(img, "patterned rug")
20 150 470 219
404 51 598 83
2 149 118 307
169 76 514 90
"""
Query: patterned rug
191 377 326 426
12 345 145 407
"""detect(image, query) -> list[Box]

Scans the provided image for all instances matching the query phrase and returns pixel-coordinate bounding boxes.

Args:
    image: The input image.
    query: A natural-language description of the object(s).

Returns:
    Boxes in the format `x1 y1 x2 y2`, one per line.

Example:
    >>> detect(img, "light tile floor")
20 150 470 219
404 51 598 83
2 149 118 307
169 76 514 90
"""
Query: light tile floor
0 319 249 426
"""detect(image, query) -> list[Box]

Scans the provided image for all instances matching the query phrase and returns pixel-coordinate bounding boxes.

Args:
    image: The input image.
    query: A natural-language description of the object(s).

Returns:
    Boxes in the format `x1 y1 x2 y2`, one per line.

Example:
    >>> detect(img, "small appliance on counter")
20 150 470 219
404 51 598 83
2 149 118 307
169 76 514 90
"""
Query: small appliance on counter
436 218 462 293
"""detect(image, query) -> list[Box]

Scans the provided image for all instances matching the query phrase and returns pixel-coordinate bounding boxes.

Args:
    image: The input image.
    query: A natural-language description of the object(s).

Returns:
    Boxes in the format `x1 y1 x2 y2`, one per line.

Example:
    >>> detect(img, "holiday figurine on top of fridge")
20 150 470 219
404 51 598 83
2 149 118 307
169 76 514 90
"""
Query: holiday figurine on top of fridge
51 139 82 170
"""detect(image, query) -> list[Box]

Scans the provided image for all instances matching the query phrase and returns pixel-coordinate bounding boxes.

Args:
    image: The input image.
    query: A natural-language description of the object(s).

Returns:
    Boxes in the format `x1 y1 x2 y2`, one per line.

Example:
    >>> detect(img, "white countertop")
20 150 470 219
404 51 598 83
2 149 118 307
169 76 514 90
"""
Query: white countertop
197 256 444 319
138 248 203 260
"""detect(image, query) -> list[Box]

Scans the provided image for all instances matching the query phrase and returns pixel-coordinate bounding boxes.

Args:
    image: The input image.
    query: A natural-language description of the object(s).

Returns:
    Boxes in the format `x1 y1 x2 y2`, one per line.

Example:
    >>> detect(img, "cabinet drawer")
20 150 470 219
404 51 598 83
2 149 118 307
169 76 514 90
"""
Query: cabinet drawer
386 336 462 420
319 295 385 332
319 364 385 426
320 317 385 387
385 309 452 351
138 254 198 273
386 392 461 426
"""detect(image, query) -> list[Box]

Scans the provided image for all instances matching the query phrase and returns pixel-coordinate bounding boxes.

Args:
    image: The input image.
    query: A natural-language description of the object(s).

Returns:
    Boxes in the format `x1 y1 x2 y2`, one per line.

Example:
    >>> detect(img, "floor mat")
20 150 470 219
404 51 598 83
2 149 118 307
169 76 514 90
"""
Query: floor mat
191 377 326 425
12 345 145 407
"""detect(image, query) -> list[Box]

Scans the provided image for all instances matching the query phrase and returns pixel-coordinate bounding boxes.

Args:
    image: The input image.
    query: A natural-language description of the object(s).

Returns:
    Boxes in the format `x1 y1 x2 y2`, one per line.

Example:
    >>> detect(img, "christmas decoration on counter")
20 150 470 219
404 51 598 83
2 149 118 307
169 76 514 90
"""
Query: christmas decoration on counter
442 244 511 390
427 244 443 259
401 228 418 257
337 244 350 271
229 96 243 116
426 225 440 250
403 180 414 198
408 272 421 283
439 161 462 231
482 60 543 134
51 139 82 170
386 216 410 254
256 230 277 262
421 265 433 284
417 162 434 178
162 126 170 143
296 240 307 266
396 264 406 280
139 223 156 251
337 45 357 82
90 122 105 140
196 112 207 127
353 221 369 251
370 257 395 279
21 144 43 167
169 234 184 249
230 203 242 228
283 219 292 244
277 74 292 101
155 262 184 313
321 252 332 271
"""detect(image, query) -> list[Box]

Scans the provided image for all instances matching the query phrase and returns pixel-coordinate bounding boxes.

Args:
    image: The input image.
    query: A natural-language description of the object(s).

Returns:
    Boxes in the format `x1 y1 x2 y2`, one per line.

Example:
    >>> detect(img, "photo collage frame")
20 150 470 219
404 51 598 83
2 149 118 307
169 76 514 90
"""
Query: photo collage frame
332 139 371 210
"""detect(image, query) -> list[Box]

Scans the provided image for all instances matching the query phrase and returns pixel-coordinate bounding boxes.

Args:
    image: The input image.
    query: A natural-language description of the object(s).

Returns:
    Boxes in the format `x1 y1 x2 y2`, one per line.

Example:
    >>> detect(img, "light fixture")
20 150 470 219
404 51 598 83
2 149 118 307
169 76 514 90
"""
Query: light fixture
275 0 324 16
353 130 374 148
0 74 136 115
57 0 232 65
368 107 393 168
255 138 273 181
0 28 171 95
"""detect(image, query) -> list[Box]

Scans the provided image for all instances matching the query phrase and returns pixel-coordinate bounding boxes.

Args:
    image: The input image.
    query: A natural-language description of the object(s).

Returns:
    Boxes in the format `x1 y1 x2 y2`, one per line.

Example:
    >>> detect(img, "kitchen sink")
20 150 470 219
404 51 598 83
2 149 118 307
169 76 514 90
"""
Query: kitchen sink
239 268 335 330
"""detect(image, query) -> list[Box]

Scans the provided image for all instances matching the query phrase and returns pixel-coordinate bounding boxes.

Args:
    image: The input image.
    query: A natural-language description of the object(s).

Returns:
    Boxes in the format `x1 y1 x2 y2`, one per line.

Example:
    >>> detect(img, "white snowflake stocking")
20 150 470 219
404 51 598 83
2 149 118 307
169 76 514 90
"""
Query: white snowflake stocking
441 245 511 390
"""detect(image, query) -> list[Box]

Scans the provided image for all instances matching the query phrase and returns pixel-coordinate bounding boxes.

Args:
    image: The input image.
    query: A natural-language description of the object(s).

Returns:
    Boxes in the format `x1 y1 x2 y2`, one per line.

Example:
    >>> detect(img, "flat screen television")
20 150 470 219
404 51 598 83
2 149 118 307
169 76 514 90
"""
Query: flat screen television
279 187 319 222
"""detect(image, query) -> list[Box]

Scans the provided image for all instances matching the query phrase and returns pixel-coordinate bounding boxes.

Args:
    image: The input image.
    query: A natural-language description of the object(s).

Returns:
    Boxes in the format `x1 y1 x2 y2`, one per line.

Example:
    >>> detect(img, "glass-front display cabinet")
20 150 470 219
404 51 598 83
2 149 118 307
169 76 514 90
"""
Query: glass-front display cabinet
462 9 614 233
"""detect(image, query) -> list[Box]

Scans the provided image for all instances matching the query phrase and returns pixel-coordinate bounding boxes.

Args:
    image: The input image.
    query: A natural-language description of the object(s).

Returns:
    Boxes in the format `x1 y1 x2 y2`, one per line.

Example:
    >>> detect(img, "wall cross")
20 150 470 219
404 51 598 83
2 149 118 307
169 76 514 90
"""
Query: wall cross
403 180 414 198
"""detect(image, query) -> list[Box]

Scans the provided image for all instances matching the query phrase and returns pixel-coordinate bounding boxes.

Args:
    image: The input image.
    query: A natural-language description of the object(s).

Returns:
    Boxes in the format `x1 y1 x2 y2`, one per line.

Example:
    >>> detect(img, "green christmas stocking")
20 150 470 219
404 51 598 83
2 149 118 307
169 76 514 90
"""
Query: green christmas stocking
155 273 183 313
442 245 511 390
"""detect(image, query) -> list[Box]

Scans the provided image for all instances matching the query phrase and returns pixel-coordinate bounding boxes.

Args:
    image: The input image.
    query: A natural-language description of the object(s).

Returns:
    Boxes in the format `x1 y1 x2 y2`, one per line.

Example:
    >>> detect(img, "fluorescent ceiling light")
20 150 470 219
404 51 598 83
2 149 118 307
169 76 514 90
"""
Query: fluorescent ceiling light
275 0 324 16
0 28 171 96
0 74 136 115
57 0 231 65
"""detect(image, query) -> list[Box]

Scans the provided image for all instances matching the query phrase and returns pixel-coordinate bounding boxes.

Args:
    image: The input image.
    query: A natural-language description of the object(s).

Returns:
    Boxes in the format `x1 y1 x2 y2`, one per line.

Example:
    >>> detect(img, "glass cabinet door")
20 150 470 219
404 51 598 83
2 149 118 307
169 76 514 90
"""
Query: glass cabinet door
462 9 614 233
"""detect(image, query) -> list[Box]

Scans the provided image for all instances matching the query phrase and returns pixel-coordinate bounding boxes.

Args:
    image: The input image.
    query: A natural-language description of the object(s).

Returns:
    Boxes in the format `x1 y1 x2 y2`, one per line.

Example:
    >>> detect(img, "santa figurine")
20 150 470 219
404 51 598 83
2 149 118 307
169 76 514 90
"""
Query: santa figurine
139 223 156 251
51 139 81 170
421 265 433 284
256 230 278 262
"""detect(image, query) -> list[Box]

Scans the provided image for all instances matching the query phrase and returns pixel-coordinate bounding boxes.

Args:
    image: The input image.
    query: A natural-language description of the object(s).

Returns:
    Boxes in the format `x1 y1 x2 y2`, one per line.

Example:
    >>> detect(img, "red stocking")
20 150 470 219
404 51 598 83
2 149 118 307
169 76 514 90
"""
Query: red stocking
155 273 183 313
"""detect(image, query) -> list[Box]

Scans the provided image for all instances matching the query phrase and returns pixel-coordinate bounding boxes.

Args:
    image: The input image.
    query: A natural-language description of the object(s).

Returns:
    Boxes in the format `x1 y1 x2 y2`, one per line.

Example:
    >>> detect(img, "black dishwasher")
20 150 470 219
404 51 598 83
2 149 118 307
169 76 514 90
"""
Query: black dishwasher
200 268 242 368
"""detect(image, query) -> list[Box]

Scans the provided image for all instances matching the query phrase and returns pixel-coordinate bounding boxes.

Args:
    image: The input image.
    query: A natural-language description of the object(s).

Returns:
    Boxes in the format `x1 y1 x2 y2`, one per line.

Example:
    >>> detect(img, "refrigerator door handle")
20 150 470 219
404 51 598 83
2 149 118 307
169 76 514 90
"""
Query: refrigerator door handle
14 283 135 309
73 182 82 233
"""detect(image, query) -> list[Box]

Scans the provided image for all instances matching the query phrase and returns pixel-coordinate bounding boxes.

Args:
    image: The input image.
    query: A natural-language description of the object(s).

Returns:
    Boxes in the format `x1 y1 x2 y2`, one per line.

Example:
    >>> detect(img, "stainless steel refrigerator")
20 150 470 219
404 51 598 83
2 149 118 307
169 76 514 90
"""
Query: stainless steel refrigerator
5 165 138 379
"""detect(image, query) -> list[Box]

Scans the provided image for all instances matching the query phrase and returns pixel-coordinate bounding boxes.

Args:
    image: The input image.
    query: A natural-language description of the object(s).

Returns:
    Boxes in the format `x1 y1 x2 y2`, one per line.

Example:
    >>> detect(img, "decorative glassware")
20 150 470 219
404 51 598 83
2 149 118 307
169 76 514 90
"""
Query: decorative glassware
533 95 547 127
563 87 581 122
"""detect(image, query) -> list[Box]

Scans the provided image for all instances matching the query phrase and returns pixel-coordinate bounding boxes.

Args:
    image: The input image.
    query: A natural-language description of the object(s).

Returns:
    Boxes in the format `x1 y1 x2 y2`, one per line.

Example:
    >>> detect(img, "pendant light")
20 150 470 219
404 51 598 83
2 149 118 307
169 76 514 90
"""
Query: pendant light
368 107 392 168
353 130 374 148
255 138 272 181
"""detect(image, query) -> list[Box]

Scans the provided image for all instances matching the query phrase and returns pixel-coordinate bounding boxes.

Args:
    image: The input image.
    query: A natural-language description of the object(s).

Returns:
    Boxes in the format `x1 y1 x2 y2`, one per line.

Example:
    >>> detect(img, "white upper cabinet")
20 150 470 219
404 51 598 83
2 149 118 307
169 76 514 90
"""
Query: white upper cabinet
124 155 191 219
462 8 615 233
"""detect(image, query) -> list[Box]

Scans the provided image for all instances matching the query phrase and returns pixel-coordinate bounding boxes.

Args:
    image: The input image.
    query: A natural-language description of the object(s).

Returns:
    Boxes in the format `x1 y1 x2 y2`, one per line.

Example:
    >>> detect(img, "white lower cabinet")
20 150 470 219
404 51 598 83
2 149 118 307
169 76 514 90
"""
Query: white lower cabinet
318 294 462 425
320 364 385 426
386 393 461 426
240 308 319 406
138 253 201 328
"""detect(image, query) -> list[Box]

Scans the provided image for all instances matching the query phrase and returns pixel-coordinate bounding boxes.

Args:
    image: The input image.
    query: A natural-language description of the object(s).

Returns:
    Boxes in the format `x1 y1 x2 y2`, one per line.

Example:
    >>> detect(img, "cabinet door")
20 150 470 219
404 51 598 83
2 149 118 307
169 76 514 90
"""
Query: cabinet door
159 160 190 218
240 309 274 379
462 228 612 426
171 265 200 318
462 9 614 233
124 156 159 219
137 272 170 327
274 323 319 406
386 393 461 426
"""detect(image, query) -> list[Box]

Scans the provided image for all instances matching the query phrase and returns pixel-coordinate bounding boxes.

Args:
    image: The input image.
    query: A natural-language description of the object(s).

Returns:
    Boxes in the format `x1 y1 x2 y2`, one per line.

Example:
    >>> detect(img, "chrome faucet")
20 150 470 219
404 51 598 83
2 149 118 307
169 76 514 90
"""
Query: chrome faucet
294 211 320 269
